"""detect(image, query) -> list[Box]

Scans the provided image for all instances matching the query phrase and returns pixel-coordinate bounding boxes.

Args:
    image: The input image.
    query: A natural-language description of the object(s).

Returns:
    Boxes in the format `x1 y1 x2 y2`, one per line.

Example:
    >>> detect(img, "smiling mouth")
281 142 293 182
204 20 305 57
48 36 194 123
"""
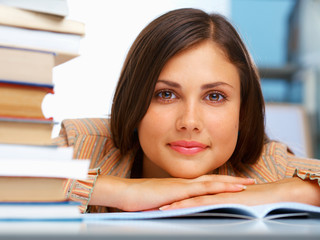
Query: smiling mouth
168 141 208 155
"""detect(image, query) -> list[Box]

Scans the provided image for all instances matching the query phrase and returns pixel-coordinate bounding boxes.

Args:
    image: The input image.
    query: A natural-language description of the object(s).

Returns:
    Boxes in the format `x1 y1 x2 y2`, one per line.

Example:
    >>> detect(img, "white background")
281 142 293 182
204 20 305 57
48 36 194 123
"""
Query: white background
42 0 230 136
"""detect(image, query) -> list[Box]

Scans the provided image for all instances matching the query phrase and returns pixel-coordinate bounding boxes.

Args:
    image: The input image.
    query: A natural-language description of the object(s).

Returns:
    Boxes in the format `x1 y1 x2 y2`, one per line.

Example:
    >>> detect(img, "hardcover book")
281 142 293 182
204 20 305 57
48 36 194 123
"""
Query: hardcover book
0 25 82 65
0 46 55 85
0 177 66 202
0 81 54 119
0 117 54 145
0 0 69 17
0 3 83 33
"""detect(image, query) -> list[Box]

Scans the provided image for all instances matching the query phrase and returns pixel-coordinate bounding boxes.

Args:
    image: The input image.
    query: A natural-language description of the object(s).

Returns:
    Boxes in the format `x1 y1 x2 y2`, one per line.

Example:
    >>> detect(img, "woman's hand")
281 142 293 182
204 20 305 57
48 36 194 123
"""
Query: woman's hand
160 177 320 210
89 174 255 211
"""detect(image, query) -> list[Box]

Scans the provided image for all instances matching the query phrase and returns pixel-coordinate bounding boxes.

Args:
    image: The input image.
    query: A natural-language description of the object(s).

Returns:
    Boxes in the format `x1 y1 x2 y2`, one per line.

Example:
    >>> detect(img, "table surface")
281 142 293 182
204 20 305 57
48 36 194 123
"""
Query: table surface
0 218 320 240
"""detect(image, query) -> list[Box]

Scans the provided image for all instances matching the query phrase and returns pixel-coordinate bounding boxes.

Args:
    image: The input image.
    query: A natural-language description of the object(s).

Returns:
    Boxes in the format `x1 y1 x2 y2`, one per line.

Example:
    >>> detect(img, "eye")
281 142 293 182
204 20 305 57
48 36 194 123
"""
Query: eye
205 92 226 103
156 90 177 101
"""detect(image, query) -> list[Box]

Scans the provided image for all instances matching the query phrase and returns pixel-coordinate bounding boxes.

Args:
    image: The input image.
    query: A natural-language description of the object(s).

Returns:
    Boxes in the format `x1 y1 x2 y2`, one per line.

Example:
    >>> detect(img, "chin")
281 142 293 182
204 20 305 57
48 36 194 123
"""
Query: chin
169 169 207 179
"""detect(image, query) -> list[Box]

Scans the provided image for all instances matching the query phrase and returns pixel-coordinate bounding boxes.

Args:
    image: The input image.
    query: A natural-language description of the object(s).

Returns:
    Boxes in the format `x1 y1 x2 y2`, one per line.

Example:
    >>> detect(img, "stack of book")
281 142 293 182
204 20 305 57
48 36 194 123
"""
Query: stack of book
0 144 90 221
0 1 85 145
0 1 88 221
0 46 56 145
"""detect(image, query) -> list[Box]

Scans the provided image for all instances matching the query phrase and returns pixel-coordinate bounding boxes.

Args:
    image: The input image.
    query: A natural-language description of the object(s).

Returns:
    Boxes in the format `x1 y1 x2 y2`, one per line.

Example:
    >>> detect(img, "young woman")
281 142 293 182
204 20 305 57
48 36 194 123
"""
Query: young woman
54 8 320 213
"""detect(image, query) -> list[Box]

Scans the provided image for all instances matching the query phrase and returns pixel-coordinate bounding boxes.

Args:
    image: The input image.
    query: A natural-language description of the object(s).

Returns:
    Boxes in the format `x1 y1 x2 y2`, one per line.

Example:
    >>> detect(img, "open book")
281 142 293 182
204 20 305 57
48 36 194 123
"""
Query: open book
83 202 320 220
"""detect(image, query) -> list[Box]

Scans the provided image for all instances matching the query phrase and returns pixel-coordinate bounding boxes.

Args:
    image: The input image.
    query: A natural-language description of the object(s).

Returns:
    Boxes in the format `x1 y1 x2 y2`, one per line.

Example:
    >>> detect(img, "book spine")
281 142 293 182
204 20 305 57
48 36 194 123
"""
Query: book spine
0 115 54 122
0 4 84 35
0 79 54 89
0 25 81 54
0 81 54 94
0 45 56 56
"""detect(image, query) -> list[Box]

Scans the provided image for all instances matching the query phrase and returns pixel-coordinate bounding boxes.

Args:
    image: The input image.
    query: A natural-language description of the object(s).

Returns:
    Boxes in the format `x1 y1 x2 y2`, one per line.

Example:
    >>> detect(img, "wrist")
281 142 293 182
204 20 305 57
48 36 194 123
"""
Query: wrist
89 175 127 209
283 177 320 206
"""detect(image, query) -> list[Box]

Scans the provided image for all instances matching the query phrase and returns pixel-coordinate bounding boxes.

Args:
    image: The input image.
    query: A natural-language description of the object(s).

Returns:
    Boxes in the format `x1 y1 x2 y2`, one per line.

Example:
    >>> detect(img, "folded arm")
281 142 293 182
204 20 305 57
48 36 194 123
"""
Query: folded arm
89 174 255 212
159 176 320 210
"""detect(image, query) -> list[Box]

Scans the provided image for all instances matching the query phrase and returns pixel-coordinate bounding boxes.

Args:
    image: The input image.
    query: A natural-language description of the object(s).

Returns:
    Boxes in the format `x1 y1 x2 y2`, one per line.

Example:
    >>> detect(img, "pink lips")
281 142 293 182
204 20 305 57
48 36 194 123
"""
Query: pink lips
169 141 208 155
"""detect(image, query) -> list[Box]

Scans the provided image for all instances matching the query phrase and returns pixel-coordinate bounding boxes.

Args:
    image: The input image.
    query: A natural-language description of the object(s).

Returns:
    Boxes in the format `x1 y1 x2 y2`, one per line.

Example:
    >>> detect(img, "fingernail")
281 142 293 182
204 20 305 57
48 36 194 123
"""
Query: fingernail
159 205 170 211
235 184 246 190
248 178 257 184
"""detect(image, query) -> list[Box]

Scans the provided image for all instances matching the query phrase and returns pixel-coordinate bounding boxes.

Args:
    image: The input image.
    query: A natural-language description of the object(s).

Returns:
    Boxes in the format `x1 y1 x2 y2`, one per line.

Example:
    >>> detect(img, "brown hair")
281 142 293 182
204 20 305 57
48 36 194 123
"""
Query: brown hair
111 8 267 165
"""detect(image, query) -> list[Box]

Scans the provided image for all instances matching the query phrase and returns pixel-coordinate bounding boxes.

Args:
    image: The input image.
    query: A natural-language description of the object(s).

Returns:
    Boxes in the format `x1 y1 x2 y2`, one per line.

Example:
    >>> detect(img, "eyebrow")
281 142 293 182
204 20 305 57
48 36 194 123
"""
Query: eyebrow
157 80 181 88
201 82 234 90
157 79 234 90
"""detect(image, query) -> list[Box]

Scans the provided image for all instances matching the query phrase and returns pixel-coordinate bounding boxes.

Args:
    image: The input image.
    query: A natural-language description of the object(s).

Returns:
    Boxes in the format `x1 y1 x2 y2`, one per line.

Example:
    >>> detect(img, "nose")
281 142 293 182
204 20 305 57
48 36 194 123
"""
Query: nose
176 101 203 133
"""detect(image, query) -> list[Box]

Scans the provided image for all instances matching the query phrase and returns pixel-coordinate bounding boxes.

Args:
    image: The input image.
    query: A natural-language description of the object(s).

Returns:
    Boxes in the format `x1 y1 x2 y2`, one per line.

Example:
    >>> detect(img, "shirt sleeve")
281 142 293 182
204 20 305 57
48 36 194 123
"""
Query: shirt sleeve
262 142 320 188
63 168 100 213
52 128 100 213
286 154 320 188
52 118 135 213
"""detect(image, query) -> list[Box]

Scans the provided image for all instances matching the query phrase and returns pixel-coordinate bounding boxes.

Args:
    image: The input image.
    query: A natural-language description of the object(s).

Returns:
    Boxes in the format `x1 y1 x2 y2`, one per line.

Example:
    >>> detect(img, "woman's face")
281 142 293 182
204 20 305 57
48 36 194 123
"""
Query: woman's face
138 40 241 178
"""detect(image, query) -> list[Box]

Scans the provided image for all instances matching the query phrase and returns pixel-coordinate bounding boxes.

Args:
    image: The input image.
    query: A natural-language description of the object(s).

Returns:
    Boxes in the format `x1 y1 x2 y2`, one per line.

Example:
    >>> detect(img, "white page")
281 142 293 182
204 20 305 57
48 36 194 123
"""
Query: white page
0 144 73 161
252 202 320 219
0 159 90 179
83 204 257 220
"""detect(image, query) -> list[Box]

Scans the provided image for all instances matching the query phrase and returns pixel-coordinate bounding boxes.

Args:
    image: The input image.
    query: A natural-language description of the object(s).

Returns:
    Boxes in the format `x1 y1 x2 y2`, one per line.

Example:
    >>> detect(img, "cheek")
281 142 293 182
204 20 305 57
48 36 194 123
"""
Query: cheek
205 107 239 144
138 105 173 142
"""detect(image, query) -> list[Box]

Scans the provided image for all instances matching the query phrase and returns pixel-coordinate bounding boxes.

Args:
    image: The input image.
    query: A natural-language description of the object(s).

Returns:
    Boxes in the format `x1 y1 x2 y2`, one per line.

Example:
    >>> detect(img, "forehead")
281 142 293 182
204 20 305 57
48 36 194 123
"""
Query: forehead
158 40 240 89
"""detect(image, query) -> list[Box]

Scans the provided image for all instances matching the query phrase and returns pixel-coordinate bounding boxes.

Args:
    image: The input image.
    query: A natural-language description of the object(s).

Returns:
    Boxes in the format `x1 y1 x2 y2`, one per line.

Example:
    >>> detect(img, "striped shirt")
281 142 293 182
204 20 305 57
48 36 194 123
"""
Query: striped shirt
53 118 320 213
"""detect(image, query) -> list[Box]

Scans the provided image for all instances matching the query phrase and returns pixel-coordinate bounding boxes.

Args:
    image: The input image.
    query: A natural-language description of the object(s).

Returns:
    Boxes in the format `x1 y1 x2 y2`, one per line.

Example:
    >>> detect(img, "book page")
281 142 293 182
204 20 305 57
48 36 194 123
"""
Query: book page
83 204 257 221
83 202 320 221
252 202 320 219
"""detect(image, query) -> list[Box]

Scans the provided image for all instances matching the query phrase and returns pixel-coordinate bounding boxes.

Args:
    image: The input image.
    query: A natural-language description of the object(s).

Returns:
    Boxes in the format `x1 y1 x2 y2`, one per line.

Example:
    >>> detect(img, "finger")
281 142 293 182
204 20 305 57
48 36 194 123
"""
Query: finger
194 175 255 184
184 181 246 198
160 195 220 210
193 175 256 185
